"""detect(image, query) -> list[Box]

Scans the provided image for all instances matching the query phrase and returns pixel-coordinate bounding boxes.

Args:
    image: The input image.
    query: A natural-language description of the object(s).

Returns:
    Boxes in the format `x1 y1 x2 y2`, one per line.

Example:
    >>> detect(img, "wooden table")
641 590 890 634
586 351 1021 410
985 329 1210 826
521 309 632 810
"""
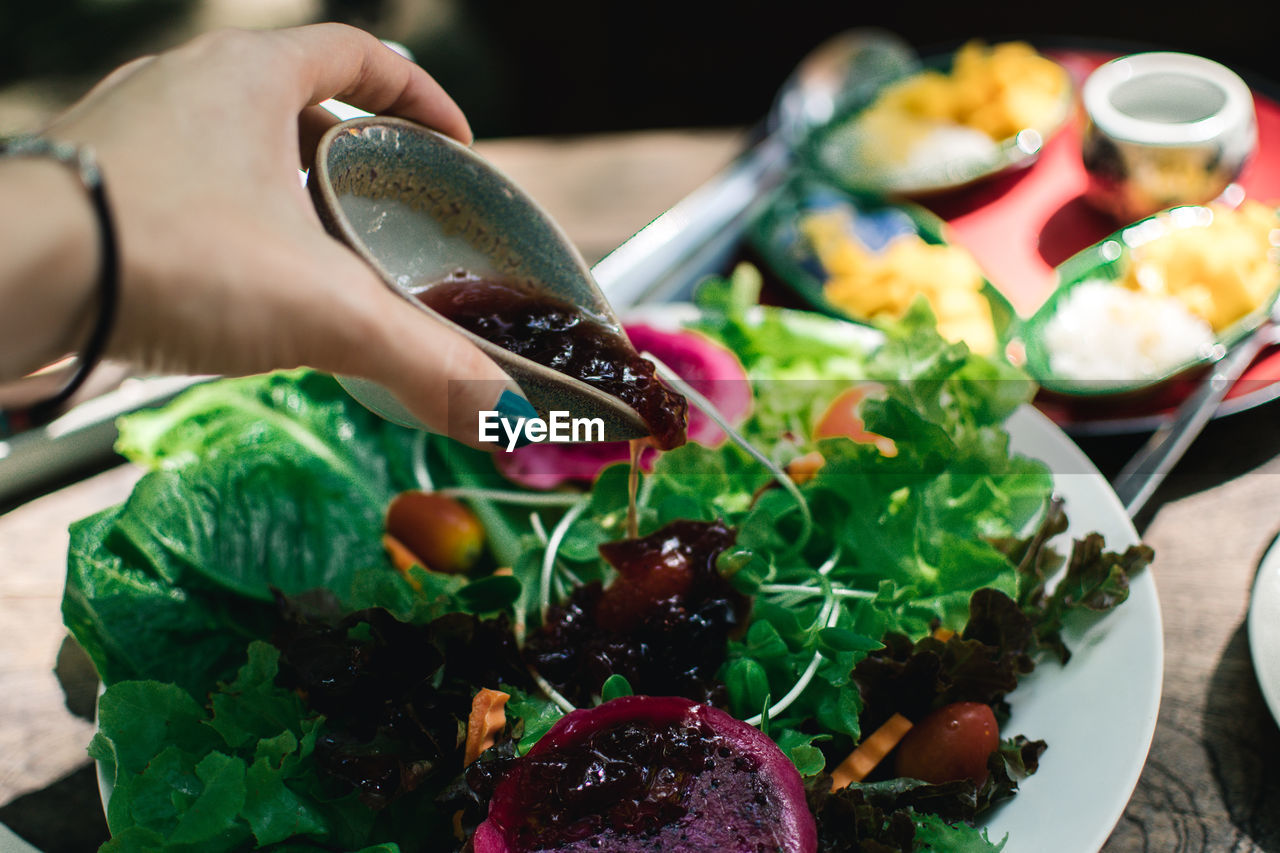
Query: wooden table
2 127 1280 852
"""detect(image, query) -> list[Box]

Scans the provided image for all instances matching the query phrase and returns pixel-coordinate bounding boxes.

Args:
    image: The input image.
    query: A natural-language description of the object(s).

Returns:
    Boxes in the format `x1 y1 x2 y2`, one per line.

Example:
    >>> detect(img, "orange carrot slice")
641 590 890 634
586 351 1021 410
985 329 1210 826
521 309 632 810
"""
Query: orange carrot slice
829 712 914 791
465 688 511 765
382 533 423 591
787 451 826 485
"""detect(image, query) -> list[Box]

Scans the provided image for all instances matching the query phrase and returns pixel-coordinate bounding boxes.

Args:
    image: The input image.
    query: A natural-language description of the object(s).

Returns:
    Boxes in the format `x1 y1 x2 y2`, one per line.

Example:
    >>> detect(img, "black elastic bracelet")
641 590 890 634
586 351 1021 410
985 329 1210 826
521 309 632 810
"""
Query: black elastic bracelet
0 136 119 434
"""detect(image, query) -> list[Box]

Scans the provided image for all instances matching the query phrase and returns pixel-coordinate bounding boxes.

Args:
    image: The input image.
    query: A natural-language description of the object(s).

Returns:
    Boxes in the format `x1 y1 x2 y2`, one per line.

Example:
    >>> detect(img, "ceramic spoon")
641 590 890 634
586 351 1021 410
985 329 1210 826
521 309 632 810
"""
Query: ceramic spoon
309 116 652 442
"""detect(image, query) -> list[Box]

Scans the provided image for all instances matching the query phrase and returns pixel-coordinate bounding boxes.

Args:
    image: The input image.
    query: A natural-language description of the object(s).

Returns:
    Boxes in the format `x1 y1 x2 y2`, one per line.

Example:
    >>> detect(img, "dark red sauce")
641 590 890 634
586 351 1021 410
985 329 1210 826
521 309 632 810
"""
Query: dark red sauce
524 520 749 706
417 274 688 450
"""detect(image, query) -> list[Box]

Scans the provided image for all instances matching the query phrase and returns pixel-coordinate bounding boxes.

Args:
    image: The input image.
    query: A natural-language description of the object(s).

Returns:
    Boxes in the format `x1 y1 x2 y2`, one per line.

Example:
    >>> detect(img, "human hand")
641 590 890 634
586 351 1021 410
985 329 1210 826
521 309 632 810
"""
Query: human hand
42 23 521 444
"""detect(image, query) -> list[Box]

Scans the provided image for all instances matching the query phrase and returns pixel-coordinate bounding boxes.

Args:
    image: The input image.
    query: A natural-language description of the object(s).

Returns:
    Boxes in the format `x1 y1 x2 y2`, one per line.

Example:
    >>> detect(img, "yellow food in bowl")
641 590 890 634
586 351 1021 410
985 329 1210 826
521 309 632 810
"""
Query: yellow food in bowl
868 40 1071 143
800 209 996 355
1120 200 1280 331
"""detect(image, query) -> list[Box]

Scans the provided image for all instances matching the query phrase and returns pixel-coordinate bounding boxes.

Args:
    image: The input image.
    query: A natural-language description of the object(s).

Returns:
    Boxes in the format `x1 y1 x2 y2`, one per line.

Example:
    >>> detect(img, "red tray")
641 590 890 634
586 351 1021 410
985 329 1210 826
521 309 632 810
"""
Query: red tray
920 48 1280 435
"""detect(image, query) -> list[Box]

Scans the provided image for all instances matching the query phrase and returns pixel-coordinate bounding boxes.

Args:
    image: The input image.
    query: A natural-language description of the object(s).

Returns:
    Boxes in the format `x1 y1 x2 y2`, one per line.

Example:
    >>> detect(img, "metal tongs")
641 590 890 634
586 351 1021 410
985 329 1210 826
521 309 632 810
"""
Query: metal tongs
592 29 917 307
1112 304 1280 521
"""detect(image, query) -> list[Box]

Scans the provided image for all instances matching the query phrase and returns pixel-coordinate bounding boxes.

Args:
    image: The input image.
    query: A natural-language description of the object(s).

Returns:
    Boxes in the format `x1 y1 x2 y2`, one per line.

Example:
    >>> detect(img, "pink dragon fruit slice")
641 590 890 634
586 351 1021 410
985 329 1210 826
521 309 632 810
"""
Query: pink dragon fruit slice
472 695 816 853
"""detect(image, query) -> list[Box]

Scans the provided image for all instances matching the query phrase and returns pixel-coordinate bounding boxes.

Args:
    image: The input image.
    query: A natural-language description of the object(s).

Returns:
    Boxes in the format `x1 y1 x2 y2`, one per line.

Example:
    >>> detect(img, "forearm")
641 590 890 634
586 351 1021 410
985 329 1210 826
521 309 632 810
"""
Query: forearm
0 157 99 381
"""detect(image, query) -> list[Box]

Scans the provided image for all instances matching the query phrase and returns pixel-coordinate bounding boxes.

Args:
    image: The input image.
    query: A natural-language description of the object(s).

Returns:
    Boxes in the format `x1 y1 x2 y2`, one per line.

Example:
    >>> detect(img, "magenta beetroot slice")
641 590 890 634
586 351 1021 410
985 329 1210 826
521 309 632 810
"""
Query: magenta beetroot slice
472 695 817 853
494 323 751 490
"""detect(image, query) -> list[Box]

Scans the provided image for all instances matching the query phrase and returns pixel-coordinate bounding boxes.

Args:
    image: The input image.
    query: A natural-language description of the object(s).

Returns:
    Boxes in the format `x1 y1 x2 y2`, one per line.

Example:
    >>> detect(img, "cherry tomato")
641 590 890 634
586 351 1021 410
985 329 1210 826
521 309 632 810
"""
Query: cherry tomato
385 491 486 574
813 386 897 457
893 701 999 785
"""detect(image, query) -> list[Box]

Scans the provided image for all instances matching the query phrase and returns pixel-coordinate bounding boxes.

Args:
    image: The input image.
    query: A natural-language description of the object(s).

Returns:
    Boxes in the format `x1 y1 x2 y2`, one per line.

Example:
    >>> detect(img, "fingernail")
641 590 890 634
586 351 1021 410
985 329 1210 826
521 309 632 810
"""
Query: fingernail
494 388 538 449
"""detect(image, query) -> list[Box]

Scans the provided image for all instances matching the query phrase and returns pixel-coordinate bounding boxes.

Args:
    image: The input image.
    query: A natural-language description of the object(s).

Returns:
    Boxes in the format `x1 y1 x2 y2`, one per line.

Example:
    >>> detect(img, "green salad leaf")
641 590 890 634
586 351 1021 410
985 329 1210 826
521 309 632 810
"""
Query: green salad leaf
64 503 273 698
913 814 1007 852
64 370 529 698
673 268 1057 756
92 643 370 851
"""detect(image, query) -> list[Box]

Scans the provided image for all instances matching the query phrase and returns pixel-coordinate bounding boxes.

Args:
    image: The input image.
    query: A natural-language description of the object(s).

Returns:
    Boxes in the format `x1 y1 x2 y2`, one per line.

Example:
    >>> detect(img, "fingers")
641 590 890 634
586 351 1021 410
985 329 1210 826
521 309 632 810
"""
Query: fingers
297 105 340 170
278 23 472 144
362 293 519 448
307 245 516 446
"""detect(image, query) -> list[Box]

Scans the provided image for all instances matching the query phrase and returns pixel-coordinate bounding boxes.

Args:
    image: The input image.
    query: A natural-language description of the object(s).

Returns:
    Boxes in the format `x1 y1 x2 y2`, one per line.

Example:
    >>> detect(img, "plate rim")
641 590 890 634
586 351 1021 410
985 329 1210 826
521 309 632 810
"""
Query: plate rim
997 405 1163 851
1247 531 1280 725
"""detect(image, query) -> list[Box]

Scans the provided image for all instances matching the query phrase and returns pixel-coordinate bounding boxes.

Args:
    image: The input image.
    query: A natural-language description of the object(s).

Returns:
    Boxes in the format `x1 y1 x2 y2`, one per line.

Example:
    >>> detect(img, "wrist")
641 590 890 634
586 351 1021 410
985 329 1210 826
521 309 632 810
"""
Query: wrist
0 156 100 379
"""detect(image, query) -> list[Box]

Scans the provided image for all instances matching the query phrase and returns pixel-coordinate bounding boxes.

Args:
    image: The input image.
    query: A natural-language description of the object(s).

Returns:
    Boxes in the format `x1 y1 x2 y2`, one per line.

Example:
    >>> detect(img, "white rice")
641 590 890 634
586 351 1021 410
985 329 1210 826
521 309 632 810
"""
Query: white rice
896 124 999 181
1043 280 1215 383
848 118 999 190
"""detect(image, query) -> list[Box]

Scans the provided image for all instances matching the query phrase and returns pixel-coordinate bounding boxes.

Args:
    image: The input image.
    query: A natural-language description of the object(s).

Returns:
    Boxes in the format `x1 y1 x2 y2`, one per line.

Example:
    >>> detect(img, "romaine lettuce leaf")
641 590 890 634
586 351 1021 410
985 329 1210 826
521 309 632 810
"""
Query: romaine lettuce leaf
63 371 518 698
64 505 274 696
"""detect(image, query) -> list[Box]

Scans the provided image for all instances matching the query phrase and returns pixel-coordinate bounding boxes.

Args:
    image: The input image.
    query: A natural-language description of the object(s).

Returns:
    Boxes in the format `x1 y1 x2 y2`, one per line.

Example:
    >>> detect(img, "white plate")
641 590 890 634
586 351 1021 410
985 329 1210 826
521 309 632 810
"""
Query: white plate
97 305 1163 852
0 824 40 853
1248 533 1280 724
628 303 1163 852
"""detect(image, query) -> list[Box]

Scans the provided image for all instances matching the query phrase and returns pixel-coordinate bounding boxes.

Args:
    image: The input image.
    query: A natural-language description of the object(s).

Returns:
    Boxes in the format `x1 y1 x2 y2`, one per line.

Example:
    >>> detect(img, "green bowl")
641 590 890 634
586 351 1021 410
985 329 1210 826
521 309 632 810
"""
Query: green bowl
802 46 1074 198
746 173 1019 355
1021 203 1280 400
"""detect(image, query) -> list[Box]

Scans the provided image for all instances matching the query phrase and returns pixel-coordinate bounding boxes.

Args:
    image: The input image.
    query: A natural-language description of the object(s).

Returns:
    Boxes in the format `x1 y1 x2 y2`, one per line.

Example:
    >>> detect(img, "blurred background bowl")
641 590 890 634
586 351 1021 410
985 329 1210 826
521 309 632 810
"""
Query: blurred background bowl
1081 51 1257 223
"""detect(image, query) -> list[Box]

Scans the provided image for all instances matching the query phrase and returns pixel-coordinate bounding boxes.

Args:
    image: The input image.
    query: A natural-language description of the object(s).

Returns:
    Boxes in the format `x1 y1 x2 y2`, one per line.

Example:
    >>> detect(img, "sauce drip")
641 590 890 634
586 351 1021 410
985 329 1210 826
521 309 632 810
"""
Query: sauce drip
417 274 688 450
626 438 642 539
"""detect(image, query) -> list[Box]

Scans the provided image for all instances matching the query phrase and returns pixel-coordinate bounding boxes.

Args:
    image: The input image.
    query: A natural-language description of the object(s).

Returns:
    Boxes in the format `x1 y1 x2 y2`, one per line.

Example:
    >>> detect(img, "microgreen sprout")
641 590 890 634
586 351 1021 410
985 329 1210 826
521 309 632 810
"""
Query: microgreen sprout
644 351 814 553
530 512 549 545
529 667 578 715
759 584 877 602
746 576 842 726
411 430 433 492
438 487 584 507
540 500 589 623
